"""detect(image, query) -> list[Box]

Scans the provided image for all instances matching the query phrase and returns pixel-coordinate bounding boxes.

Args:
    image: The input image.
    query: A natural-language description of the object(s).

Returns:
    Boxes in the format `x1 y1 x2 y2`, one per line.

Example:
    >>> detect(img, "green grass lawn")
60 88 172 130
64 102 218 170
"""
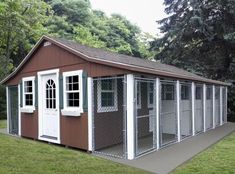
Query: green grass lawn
0 119 7 129
0 133 148 174
172 132 235 174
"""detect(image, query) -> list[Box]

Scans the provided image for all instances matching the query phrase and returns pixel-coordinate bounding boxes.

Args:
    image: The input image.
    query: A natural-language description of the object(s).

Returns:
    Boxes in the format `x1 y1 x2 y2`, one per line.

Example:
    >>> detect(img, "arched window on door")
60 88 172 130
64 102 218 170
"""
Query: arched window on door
46 79 56 109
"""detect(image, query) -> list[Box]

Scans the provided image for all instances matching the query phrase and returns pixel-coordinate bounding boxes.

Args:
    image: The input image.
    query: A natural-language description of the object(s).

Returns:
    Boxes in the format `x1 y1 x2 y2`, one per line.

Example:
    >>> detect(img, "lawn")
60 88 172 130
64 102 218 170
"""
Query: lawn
0 119 6 129
172 132 235 174
0 133 148 174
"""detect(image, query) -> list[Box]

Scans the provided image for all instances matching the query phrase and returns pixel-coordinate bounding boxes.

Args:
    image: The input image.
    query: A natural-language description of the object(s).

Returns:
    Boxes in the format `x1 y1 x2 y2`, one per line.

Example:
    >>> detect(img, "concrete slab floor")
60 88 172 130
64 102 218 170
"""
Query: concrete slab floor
95 122 235 174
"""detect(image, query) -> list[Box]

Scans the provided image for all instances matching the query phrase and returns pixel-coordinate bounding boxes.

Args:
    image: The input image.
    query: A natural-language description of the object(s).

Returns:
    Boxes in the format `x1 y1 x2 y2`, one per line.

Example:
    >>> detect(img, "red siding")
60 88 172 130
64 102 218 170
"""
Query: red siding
6 41 129 151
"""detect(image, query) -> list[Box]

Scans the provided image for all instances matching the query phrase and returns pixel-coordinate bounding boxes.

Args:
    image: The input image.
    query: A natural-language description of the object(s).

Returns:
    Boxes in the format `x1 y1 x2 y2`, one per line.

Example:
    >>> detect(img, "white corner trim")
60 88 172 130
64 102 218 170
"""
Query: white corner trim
18 84 21 136
212 85 215 128
126 74 135 160
176 80 181 142
156 78 160 149
220 86 223 125
87 77 93 151
203 84 206 132
191 82 195 136
6 87 9 134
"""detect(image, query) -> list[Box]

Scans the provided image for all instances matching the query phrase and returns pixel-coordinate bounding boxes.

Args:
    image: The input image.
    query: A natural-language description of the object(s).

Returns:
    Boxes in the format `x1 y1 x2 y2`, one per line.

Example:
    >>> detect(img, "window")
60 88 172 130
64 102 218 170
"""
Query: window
148 82 154 108
62 70 83 116
21 76 35 112
162 84 174 100
195 86 202 100
97 78 117 113
206 87 212 100
137 81 141 109
181 85 190 100
215 87 220 100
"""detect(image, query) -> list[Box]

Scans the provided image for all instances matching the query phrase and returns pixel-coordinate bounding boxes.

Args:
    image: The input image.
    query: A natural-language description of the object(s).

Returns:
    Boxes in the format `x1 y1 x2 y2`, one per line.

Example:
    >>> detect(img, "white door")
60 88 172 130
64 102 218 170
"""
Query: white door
41 73 59 139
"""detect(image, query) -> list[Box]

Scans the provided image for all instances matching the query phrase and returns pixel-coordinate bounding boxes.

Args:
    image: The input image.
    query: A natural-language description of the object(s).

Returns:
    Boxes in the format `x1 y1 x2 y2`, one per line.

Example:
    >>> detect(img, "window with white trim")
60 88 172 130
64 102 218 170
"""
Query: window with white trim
22 76 35 111
97 79 118 113
62 70 83 116
148 82 154 108
137 81 141 109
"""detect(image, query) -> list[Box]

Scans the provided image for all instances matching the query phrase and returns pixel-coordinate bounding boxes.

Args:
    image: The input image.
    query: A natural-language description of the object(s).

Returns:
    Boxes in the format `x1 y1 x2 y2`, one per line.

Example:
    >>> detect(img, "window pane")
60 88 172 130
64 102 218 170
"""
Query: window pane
73 82 79 91
101 92 114 107
25 94 33 106
149 83 154 91
66 75 79 91
67 92 80 107
101 79 113 90
196 86 202 100
207 87 212 100
24 81 32 92
53 99 56 109
72 75 78 83
181 85 189 100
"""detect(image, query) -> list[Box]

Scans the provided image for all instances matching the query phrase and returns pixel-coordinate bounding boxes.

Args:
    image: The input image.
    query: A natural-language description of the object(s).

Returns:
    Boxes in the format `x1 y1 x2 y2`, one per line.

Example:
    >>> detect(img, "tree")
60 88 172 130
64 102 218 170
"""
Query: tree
48 0 92 25
153 0 235 119
0 0 50 119
74 25 106 48
0 0 50 70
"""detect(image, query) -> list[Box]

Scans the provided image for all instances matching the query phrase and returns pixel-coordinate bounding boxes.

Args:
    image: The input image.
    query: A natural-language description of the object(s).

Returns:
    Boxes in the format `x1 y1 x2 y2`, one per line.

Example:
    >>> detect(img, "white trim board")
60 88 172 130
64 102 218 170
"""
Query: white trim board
87 77 93 151
6 87 9 134
18 84 21 136
37 68 60 144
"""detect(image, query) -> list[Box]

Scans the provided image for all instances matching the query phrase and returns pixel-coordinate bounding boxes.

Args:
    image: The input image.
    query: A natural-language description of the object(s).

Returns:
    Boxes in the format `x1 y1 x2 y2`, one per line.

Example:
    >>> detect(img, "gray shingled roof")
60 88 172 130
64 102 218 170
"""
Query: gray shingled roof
52 37 227 85
1 36 229 86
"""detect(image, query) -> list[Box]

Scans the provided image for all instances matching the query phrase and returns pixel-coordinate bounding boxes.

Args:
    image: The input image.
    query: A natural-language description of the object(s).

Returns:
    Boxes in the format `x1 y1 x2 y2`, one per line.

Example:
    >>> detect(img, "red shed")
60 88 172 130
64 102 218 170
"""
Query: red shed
1 36 229 160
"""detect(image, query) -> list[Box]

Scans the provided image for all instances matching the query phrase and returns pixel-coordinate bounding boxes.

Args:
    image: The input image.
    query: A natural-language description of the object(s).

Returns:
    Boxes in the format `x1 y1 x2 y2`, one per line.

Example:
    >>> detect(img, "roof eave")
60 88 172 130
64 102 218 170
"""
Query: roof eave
1 35 230 87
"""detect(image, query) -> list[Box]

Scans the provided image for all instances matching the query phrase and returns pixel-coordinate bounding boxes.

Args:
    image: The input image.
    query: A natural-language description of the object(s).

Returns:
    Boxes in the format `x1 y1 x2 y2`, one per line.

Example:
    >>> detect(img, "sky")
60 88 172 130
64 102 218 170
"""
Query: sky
89 0 166 36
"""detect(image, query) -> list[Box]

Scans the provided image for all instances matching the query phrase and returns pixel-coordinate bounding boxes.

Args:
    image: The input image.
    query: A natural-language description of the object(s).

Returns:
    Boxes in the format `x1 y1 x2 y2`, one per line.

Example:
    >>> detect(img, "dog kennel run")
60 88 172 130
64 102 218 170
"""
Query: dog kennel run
90 74 228 160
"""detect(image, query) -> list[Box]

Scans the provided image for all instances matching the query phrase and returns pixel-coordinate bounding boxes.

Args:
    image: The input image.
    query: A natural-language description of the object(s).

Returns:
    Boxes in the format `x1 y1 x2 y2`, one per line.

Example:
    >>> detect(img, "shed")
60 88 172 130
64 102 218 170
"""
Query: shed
1 36 229 160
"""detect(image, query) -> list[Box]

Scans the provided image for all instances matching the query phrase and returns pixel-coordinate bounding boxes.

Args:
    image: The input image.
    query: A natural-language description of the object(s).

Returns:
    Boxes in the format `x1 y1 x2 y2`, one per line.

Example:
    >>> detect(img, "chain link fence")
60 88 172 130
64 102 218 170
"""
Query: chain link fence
195 84 204 134
206 85 213 130
134 77 157 157
159 80 178 147
215 86 220 126
180 82 192 139
92 76 126 158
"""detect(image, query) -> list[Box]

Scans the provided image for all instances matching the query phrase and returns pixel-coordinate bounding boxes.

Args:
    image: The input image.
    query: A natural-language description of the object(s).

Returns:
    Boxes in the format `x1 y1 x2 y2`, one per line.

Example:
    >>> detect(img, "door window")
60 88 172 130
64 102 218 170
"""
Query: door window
46 79 56 109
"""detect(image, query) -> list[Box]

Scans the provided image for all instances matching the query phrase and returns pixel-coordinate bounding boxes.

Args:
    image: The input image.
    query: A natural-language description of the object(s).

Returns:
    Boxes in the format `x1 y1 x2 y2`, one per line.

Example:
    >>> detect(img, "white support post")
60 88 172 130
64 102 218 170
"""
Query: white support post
176 80 181 142
18 84 21 136
87 77 93 151
6 87 9 134
212 85 215 129
203 84 206 132
191 82 195 136
155 78 160 149
126 74 135 160
225 87 228 123
220 86 223 125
